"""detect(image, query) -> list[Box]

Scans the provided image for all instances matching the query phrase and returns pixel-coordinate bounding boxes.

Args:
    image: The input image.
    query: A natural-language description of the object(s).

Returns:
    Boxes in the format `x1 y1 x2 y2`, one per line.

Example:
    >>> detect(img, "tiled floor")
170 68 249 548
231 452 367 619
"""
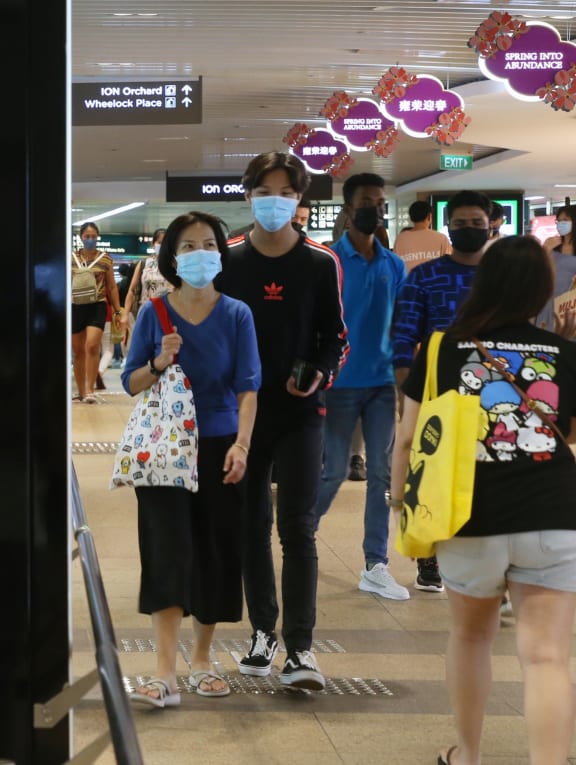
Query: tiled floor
71 369 576 764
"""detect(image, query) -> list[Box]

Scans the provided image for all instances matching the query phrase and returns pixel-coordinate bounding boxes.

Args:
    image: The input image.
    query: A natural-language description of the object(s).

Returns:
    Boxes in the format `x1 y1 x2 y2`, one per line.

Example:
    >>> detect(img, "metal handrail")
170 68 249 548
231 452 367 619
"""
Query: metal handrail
71 464 144 765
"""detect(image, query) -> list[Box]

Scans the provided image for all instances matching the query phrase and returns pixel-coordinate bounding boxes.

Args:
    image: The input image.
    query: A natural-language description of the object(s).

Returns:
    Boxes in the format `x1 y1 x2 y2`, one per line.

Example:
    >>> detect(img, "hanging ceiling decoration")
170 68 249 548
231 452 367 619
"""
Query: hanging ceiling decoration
284 66 472 177
468 12 576 112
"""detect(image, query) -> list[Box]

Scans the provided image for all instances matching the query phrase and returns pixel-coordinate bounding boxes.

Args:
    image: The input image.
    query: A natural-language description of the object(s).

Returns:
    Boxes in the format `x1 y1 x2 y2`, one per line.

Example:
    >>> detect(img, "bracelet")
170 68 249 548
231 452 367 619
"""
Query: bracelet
114 310 122 315
233 442 249 455
385 490 403 509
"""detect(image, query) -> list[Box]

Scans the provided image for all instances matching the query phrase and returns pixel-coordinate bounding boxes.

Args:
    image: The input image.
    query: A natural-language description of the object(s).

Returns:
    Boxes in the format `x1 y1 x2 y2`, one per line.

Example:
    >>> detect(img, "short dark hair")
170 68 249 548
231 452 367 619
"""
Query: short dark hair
342 173 385 205
489 202 505 222
446 236 553 341
79 222 100 236
158 211 230 288
297 199 312 209
409 200 432 223
242 152 310 194
446 191 492 222
152 228 166 243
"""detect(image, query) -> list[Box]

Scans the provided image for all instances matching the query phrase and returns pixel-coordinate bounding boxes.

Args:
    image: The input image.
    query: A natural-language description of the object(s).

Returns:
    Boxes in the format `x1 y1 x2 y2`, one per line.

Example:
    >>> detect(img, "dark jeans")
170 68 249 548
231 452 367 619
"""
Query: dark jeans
242 408 324 653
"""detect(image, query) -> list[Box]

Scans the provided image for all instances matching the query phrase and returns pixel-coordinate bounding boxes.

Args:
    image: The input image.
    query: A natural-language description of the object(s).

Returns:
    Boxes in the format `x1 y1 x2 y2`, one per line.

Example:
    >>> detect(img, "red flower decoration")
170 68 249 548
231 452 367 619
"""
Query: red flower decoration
365 126 401 158
282 123 315 149
536 63 576 112
372 66 418 104
425 107 472 145
324 153 354 178
468 11 528 58
320 91 357 121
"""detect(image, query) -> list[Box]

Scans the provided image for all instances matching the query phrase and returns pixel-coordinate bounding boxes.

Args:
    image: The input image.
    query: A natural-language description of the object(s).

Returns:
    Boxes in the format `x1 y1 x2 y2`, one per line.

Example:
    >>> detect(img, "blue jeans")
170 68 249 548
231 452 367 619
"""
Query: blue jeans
315 386 396 565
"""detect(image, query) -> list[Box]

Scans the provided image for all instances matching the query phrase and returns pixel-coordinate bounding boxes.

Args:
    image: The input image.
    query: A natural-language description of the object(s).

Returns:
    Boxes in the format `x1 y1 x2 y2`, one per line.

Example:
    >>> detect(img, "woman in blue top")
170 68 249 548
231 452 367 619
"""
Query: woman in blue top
123 212 261 707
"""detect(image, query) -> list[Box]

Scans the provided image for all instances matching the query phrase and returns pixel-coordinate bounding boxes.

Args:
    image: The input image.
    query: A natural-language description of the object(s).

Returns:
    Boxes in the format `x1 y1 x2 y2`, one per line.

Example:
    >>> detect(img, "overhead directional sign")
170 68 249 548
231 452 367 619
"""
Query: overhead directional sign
72 78 202 126
440 154 473 171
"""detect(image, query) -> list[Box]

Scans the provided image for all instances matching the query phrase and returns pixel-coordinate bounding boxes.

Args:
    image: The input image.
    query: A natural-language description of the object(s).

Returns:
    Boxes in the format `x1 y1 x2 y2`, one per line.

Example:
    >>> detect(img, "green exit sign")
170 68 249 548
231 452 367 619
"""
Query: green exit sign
440 154 473 171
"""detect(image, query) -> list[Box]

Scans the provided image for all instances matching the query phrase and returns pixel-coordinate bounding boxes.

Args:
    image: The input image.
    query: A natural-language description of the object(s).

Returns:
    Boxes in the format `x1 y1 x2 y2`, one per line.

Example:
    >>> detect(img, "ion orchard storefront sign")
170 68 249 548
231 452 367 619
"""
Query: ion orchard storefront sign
468 13 576 111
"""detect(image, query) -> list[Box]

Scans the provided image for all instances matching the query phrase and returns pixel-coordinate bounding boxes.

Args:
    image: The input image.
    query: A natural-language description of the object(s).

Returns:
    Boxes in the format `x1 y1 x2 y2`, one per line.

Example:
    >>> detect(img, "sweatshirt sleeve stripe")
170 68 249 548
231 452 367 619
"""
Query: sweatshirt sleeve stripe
305 238 350 385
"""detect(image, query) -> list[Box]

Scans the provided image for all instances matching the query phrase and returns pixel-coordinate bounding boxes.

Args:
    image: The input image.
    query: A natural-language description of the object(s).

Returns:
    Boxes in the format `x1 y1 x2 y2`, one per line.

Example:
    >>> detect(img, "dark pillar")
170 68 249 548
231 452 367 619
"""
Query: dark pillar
1 0 70 762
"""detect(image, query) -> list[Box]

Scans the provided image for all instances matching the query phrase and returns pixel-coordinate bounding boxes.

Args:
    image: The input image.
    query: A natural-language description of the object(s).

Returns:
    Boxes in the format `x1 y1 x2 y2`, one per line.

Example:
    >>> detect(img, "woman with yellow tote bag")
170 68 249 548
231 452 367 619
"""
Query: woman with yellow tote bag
390 235 576 765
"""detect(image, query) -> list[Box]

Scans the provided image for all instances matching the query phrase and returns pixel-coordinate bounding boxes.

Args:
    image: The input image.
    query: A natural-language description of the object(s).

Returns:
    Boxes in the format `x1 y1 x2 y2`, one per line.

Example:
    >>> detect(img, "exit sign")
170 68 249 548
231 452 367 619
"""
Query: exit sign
440 154 473 171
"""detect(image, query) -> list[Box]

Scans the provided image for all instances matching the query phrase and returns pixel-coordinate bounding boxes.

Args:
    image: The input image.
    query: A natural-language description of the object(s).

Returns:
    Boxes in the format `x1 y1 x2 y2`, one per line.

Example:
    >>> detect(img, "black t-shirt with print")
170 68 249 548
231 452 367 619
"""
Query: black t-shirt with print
403 324 576 536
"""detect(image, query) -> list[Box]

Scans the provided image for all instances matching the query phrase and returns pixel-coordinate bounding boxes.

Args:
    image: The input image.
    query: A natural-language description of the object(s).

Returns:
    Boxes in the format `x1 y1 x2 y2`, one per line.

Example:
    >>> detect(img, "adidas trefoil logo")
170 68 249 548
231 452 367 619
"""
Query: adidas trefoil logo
264 282 284 301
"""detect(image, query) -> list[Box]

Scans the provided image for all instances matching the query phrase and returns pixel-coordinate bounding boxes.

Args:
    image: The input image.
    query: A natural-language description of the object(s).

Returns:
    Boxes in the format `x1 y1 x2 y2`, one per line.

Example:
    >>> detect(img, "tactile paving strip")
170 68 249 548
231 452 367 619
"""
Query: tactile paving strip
123 673 393 697
73 442 119 454
118 637 346 655
119 636 392 696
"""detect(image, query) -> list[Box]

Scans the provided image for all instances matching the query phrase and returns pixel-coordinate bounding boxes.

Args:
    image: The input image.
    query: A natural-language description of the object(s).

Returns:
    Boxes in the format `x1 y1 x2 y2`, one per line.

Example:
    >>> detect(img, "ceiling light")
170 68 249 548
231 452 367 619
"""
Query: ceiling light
525 196 545 200
73 202 146 227
157 136 190 141
113 12 132 16
554 184 576 188
138 12 158 16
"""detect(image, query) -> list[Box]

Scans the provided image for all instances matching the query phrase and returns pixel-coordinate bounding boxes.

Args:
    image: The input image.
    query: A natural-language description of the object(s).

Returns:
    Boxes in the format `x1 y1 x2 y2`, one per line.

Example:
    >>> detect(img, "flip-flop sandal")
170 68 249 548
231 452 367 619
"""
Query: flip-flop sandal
129 678 181 708
437 745 457 765
83 394 97 404
72 394 83 403
189 669 230 697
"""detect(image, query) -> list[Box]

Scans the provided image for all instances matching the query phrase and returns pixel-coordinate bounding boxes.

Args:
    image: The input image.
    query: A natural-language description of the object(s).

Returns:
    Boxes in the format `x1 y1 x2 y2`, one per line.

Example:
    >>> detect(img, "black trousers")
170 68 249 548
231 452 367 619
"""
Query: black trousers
136 435 243 624
242 408 324 653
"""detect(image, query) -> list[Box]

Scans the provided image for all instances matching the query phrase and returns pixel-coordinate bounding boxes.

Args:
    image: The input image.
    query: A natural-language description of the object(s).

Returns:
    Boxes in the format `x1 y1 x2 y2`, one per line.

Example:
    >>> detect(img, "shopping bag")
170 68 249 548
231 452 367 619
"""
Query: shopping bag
110 298 199 492
395 332 479 558
110 309 125 344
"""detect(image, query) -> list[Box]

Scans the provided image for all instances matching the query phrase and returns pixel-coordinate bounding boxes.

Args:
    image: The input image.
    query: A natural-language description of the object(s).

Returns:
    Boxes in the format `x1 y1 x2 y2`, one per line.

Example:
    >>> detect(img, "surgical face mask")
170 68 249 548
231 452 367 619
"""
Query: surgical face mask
448 227 489 254
176 249 222 289
251 196 298 232
352 206 381 235
82 237 97 250
154 243 162 256
557 220 573 237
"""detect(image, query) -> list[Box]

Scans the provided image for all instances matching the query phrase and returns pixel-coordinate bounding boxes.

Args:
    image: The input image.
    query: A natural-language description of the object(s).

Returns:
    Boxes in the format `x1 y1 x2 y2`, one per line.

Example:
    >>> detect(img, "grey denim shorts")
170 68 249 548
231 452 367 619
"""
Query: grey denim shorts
436 530 576 598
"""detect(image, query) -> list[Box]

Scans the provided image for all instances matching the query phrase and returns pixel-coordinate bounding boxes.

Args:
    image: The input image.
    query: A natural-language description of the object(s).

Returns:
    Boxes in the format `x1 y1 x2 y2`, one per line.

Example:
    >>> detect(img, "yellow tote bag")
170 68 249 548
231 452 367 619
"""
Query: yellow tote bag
395 332 480 559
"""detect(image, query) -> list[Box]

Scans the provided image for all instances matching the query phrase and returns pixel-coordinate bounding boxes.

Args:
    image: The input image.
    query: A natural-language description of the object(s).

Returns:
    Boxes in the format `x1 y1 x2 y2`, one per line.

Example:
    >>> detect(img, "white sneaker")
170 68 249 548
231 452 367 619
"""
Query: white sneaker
500 595 514 617
359 563 410 600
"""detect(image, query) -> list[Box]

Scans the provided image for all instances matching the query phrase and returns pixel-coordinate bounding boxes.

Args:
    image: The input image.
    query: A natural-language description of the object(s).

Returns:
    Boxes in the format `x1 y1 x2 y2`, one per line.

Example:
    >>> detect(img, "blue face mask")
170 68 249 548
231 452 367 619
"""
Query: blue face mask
83 237 97 250
557 220 572 237
176 249 222 289
251 196 298 232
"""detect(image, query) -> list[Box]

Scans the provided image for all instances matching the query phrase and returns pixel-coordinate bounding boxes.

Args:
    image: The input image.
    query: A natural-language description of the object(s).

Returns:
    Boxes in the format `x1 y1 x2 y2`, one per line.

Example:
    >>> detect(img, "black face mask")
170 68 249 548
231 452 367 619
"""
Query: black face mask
353 206 380 235
291 221 303 232
448 227 489 254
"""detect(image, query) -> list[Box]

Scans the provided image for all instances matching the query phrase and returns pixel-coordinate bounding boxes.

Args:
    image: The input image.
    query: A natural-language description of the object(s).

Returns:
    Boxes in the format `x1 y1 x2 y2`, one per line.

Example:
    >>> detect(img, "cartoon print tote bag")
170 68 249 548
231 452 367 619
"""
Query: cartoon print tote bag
110 298 199 492
394 332 480 559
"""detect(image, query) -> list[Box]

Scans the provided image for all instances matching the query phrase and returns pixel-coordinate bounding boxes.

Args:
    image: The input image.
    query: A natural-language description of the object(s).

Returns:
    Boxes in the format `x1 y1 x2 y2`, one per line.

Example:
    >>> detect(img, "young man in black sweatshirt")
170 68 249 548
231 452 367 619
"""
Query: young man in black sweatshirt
220 151 348 690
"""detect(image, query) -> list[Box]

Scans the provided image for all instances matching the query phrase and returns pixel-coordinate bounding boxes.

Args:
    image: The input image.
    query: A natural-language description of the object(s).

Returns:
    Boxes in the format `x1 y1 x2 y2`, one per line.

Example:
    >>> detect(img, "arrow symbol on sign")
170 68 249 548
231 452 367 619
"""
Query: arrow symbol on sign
182 97 192 107
181 85 193 94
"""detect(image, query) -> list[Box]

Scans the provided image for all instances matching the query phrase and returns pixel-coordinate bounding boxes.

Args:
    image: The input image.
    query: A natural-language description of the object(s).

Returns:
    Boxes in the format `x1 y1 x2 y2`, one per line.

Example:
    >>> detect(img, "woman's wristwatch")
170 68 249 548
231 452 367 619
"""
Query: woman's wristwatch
148 359 163 377
384 490 404 510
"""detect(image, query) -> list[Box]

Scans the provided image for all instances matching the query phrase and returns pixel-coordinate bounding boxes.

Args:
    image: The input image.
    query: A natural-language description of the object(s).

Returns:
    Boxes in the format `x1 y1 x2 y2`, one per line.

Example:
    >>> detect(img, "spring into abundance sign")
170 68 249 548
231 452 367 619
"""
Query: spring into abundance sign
469 14 576 111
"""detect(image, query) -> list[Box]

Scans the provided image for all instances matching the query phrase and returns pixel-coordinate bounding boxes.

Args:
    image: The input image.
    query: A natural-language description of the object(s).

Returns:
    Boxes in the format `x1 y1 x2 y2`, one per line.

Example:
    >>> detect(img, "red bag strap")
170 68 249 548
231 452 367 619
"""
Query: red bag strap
151 297 177 362
151 297 173 334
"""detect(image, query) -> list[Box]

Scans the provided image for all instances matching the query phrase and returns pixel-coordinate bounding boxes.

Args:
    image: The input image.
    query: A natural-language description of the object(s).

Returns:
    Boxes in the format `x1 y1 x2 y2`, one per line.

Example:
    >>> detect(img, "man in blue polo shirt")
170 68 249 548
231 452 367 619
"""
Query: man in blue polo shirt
315 173 409 600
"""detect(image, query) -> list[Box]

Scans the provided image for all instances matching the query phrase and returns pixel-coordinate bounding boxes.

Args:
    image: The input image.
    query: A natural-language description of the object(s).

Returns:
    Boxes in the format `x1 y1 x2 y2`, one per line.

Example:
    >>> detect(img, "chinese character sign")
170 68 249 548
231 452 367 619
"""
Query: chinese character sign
381 75 464 138
284 125 352 177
